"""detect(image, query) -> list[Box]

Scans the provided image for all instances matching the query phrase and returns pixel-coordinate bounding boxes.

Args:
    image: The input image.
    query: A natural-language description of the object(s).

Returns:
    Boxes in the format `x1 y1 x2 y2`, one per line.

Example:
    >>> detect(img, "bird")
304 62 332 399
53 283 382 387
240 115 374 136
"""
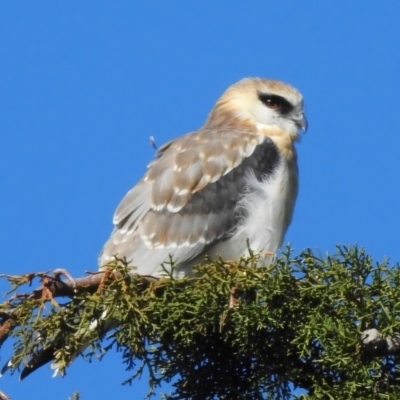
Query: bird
99 77 307 277
4 77 307 379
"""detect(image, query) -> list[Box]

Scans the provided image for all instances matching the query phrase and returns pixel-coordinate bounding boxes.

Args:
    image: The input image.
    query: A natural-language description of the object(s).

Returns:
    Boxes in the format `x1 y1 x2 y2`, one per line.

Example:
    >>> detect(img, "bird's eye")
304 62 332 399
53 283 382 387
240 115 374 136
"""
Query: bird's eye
258 93 294 114
263 97 280 109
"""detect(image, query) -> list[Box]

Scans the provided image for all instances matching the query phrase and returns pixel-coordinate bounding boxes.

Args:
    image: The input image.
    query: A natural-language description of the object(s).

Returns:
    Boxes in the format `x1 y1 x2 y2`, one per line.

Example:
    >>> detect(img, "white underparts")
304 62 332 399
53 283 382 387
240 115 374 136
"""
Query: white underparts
207 158 298 264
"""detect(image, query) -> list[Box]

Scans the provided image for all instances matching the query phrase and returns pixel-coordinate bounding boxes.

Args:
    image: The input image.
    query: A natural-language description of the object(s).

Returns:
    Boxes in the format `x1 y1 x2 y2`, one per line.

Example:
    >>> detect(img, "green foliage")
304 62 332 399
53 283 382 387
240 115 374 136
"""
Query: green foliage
2 245 400 399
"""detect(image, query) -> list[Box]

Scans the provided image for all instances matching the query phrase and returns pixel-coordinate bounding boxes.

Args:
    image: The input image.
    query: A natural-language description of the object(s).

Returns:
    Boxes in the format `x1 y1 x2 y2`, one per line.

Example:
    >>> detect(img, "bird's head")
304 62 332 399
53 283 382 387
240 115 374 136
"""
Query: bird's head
204 77 307 141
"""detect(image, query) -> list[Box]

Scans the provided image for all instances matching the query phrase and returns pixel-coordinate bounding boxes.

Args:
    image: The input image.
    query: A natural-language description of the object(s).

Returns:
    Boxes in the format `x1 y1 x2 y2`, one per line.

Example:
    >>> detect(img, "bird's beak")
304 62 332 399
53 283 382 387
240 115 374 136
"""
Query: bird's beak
293 115 308 133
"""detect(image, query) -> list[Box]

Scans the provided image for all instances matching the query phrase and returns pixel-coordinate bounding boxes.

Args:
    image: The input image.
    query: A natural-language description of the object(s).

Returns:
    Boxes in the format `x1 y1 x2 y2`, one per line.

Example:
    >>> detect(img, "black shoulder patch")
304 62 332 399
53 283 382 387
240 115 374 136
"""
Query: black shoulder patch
249 137 281 181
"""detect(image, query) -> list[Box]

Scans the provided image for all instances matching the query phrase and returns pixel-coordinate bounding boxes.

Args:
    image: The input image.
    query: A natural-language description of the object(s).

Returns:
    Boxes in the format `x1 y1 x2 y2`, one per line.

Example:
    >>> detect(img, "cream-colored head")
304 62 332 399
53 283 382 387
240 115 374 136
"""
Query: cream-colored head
204 77 307 140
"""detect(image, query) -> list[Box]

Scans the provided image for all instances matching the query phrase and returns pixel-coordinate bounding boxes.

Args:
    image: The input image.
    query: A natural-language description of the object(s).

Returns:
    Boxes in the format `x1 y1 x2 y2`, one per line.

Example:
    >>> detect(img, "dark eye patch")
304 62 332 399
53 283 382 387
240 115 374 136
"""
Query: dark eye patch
258 93 294 114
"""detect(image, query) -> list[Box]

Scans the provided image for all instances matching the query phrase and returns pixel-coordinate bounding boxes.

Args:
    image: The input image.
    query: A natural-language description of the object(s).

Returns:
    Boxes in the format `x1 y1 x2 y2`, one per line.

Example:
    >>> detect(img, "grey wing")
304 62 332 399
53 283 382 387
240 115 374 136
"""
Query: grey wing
99 127 278 276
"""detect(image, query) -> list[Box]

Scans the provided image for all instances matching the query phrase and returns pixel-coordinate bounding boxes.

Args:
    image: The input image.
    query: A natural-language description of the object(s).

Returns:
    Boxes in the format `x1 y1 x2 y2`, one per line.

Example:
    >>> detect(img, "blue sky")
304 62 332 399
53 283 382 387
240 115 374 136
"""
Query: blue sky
1 2 400 399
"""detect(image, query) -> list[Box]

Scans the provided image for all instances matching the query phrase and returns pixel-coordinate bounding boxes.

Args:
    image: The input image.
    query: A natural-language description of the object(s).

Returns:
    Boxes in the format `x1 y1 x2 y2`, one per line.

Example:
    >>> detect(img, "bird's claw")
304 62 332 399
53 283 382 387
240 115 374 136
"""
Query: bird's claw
53 268 77 293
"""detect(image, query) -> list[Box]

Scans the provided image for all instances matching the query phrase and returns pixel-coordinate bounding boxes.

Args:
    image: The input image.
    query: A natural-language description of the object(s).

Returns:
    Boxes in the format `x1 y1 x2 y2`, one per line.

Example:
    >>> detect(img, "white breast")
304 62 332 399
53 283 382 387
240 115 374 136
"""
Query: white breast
208 157 298 264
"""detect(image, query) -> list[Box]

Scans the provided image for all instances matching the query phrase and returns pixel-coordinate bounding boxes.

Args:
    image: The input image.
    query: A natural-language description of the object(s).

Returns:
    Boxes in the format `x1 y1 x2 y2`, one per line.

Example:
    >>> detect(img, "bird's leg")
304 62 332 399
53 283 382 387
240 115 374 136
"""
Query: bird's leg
263 251 275 266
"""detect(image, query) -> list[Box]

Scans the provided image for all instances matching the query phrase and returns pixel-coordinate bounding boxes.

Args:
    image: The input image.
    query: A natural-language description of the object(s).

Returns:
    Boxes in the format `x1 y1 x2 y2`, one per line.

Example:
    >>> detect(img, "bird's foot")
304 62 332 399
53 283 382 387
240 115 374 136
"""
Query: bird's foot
53 268 77 293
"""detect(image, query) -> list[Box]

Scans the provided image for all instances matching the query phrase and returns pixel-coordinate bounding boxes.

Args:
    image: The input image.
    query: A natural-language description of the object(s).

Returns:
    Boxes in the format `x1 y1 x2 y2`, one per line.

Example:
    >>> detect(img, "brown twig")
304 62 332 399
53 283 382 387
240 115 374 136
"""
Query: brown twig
0 270 158 348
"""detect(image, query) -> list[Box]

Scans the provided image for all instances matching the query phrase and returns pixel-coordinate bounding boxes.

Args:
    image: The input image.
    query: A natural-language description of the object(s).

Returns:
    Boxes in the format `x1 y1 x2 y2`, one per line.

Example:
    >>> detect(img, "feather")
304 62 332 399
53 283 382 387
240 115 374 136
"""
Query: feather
100 135 284 275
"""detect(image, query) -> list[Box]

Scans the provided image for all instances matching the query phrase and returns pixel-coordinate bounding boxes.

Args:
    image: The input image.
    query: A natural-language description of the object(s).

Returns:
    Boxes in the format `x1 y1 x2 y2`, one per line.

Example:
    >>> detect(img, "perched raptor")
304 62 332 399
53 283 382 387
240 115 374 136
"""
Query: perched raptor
3 77 307 379
100 77 307 277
